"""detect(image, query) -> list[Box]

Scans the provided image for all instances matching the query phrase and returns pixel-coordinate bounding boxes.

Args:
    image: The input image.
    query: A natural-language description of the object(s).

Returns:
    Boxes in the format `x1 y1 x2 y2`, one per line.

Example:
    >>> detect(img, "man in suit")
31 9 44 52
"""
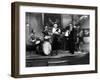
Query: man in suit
68 24 76 54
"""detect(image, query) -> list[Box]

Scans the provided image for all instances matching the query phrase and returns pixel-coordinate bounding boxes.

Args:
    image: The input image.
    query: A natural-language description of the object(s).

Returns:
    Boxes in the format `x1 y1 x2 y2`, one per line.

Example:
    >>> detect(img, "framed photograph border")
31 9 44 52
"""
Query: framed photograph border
11 2 98 78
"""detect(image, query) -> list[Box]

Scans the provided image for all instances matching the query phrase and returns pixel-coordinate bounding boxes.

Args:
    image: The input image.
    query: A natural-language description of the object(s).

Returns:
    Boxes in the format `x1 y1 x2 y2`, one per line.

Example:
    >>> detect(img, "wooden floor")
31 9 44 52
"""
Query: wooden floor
26 50 89 67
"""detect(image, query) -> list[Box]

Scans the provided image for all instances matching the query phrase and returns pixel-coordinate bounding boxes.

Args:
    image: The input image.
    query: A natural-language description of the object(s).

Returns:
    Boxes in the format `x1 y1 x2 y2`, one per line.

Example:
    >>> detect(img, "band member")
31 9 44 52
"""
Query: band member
63 26 70 50
43 25 49 36
68 24 76 54
77 29 84 51
42 25 52 43
74 25 81 51
29 30 36 43
52 24 61 35
52 23 61 55
28 30 37 51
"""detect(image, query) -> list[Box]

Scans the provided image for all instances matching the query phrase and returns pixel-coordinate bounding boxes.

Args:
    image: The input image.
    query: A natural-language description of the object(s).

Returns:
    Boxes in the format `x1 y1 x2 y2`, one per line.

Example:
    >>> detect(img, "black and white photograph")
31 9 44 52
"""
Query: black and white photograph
26 12 90 67
11 2 97 78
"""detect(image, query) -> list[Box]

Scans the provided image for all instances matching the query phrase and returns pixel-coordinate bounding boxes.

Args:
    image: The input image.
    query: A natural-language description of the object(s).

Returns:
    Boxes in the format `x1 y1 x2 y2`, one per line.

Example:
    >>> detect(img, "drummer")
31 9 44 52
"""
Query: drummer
52 23 61 55
43 25 49 36
42 25 51 41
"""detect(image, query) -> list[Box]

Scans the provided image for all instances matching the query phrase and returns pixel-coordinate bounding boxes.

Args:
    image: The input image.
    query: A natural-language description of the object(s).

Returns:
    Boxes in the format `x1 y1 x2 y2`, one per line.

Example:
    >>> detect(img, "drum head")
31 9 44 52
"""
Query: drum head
42 41 52 55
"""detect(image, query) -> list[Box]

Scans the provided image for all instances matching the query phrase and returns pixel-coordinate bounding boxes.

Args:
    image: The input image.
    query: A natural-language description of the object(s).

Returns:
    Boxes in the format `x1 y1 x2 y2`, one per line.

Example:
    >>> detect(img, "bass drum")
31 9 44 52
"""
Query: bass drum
42 41 52 56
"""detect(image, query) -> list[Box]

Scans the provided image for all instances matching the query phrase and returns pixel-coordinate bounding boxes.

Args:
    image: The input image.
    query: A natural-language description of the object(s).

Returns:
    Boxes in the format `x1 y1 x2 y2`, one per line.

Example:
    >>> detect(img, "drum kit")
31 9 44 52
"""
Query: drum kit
34 35 52 56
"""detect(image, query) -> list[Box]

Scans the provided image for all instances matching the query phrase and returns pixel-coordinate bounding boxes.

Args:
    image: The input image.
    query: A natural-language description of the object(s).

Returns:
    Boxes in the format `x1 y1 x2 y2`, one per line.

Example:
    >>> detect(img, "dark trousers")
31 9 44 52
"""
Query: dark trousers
62 36 69 50
52 34 60 50
69 40 75 54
